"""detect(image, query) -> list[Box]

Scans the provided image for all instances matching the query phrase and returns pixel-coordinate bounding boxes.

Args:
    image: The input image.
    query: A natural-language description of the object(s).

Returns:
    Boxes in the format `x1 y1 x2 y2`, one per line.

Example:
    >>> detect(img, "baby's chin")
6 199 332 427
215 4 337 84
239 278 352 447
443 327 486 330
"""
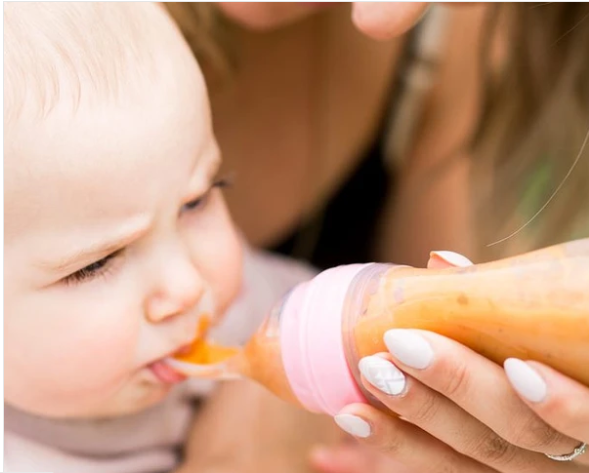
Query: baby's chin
8 371 182 421
84 382 176 419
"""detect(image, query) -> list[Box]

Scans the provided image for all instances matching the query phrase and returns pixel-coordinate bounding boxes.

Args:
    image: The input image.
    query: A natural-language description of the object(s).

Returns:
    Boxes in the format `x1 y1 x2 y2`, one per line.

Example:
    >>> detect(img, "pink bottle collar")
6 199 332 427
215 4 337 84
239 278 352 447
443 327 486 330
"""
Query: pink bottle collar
280 265 369 415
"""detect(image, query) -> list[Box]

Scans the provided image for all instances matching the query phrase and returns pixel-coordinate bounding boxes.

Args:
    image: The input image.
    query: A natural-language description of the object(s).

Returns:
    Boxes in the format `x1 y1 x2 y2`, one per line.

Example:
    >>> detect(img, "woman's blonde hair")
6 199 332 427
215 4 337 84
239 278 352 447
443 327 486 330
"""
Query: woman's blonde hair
164 2 232 86
473 3 589 259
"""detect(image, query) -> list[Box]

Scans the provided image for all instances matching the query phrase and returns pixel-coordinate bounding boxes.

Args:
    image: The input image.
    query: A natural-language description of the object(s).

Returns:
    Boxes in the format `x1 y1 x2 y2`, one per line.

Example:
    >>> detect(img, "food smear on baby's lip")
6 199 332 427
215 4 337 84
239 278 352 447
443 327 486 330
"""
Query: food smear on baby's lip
173 314 239 365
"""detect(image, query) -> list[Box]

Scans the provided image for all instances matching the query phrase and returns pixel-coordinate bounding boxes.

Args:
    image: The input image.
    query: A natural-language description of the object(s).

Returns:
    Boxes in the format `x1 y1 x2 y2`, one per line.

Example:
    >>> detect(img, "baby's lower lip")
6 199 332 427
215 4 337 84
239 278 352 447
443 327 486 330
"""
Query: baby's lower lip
148 360 187 384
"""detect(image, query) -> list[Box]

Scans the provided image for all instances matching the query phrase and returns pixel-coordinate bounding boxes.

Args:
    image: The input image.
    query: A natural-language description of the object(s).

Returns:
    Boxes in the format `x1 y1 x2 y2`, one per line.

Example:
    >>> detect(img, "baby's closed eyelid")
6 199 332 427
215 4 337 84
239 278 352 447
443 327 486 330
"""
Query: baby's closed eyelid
63 250 123 285
181 176 232 212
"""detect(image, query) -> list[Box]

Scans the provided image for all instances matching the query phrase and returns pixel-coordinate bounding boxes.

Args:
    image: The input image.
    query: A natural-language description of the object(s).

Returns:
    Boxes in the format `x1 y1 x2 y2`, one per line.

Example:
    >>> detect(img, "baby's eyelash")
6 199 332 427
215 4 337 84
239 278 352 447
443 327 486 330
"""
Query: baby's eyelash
63 178 233 286
213 176 233 189
183 177 232 212
64 251 120 285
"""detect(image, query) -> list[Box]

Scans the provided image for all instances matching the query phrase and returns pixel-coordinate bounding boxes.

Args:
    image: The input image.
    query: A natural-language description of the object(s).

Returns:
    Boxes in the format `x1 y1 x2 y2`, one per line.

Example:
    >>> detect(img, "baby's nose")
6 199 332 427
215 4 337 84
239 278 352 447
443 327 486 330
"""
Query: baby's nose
145 259 204 323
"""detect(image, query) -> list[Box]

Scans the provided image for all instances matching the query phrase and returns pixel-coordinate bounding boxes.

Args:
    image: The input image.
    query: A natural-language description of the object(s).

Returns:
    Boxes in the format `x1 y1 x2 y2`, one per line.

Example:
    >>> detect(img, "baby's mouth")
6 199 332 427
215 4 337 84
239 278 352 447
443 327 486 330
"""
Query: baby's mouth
173 344 194 357
148 359 187 384
146 292 217 384
143 342 191 383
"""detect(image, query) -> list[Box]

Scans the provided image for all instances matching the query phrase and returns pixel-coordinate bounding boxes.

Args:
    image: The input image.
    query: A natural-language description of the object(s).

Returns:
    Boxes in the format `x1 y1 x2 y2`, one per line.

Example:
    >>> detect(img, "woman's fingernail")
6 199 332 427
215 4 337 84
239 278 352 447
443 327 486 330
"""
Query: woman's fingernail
359 356 406 395
384 329 434 369
430 251 474 268
504 358 547 403
334 414 372 438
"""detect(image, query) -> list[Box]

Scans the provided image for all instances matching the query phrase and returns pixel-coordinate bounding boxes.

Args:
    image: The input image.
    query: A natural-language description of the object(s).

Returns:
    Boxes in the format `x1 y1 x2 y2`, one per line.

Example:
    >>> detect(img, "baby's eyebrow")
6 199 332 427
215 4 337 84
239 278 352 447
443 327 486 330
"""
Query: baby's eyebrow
37 217 151 273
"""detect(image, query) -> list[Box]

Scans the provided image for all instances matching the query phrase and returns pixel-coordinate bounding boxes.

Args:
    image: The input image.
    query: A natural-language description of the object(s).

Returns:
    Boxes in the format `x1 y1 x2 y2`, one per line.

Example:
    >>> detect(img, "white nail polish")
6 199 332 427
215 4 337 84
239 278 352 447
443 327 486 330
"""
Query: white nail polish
334 414 371 438
359 356 406 396
504 358 547 403
384 330 434 369
430 251 474 268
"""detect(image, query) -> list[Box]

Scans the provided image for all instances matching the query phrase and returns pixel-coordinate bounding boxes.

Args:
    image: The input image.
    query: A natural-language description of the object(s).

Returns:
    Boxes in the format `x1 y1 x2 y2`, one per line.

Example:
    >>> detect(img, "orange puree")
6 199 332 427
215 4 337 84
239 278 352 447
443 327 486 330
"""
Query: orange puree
240 321 301 406
174 311 300 405
353 241 589 387
173 315 239 365
176 240 589 408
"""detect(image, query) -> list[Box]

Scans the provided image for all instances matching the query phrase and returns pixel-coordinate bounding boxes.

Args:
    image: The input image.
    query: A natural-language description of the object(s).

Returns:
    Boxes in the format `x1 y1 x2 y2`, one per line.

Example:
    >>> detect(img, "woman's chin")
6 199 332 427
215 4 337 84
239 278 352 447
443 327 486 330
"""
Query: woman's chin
215 2 340 31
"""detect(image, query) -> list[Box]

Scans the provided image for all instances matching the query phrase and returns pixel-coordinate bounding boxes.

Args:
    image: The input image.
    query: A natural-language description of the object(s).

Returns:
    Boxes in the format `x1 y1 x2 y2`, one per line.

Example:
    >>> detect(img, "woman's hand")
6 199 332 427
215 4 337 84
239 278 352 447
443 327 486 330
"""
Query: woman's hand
313 251 589 473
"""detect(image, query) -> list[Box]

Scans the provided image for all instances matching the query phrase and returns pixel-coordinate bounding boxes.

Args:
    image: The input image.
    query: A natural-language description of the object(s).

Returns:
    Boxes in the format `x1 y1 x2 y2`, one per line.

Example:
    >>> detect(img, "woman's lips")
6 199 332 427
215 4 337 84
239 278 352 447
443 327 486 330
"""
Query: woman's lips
148 360 187 384
300 2 341 10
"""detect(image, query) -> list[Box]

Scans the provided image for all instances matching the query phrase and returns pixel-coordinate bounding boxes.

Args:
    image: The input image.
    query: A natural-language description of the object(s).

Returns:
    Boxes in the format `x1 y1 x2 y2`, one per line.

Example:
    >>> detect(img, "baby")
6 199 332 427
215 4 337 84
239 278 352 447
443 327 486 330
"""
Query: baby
4 3 318 471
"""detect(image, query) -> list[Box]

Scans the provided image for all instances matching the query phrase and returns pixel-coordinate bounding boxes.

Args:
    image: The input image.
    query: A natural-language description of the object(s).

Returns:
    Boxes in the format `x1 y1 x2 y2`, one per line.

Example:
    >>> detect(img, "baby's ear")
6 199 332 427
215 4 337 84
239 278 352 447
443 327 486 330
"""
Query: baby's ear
427 251 474 269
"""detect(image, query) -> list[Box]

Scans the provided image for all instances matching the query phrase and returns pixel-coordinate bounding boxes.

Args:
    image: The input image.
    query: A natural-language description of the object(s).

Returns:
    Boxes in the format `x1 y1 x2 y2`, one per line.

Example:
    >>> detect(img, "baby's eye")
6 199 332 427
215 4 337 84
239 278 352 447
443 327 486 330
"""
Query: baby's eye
65 252 118 284
182 178 231 213
183 195 207 212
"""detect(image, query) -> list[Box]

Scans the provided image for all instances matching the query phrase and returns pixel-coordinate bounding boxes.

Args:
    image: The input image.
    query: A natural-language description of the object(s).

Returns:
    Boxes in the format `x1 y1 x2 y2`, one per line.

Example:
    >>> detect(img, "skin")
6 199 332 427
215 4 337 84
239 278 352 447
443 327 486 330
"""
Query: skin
216 2 428 38
325 5 589 471
215 2 337 30
210 2 478 265
5 6 342 472
9 3 583 472
4 3 242 420
193 3 589 472
351 2 430 39
313 251 589 472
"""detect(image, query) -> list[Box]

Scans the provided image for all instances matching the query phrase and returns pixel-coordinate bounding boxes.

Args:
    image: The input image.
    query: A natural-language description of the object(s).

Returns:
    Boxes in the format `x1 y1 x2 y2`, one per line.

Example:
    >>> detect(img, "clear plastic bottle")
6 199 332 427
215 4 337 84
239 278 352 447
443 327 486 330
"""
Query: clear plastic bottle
170 239 589 415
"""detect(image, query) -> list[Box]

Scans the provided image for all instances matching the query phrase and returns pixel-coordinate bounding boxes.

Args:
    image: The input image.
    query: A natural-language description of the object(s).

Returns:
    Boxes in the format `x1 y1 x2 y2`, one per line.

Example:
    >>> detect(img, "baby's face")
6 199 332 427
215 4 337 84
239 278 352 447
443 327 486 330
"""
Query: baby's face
4 22 242 419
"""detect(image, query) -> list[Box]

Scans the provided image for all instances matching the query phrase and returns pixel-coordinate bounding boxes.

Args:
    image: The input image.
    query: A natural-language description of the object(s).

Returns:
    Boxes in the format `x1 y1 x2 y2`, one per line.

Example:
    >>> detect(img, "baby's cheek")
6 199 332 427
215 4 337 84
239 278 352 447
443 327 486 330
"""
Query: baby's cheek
57 321 138 391
209 224 243 314
186 195 243 314
12 301 141 415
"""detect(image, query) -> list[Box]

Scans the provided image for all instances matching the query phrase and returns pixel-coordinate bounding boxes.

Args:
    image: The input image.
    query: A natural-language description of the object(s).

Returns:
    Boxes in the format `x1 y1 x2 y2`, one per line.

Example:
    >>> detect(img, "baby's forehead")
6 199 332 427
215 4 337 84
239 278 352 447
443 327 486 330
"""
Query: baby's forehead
4 3 164 123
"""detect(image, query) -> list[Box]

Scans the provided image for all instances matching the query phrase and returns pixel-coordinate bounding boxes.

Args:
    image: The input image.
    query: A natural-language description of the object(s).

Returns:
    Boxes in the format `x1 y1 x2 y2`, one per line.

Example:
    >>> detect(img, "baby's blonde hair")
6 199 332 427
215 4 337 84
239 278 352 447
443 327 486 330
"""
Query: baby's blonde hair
4 2 164 124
